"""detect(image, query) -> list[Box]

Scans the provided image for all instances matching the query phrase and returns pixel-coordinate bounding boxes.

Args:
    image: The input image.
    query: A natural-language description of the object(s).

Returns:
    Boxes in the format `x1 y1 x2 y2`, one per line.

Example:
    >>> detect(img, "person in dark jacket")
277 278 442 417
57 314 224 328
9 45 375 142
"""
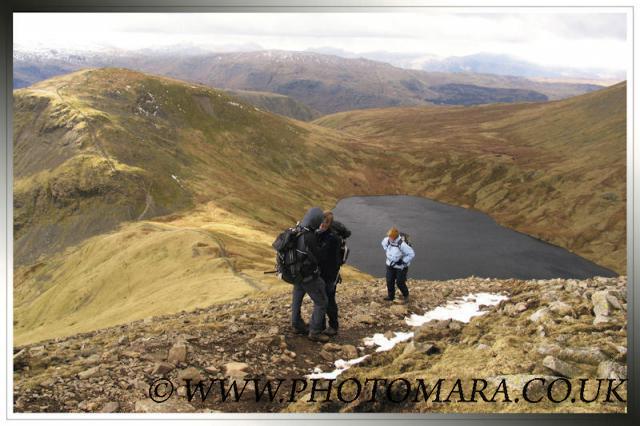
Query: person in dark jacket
291 207 330 342
316 211 350 336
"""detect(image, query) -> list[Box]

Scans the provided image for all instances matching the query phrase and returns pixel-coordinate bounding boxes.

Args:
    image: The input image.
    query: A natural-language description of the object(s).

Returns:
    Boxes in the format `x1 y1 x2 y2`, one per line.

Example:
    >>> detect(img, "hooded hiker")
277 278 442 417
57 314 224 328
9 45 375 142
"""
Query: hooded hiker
316 211 351 336
381 226 415 303
290 207 330 342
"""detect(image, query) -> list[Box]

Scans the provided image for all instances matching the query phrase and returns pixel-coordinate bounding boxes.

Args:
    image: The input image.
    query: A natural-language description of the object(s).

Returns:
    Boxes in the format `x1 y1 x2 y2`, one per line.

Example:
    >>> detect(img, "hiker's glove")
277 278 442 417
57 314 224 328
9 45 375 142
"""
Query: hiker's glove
396 260 405 268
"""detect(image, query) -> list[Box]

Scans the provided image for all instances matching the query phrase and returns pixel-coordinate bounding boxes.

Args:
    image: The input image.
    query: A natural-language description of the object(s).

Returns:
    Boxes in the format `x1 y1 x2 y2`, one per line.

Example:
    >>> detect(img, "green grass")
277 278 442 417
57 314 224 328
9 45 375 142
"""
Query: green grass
12 69 626 344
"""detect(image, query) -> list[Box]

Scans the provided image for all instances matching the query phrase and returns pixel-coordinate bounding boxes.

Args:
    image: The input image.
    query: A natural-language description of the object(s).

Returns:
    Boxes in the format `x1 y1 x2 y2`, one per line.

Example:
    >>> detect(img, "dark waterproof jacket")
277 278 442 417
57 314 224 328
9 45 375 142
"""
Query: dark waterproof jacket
296 207 324 278
331 220 351 240
317 220 351 285
317 229 341 285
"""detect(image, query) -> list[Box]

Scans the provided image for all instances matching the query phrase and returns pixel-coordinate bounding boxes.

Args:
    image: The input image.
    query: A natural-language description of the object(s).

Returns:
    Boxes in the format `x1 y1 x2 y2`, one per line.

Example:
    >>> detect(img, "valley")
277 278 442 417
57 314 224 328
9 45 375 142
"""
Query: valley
13 68 625 352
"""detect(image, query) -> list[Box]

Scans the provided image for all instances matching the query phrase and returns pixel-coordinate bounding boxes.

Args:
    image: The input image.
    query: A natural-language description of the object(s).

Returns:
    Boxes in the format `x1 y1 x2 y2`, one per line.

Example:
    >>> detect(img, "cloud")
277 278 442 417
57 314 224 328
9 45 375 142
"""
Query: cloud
13 12 629 71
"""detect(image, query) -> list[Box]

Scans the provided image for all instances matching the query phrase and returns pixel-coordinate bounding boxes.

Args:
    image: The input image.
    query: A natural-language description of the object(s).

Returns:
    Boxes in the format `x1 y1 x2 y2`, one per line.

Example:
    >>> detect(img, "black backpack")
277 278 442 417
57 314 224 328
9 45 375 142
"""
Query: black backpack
399 232 412 247
271 226 316 285
331 221 351 266
389 232 412 248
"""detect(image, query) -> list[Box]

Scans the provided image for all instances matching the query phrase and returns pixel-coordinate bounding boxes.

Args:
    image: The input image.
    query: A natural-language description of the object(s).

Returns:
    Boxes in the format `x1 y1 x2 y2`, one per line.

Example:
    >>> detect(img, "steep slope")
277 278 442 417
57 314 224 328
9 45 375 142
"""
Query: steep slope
14 50 602 113
13 68 377 344
314 82 626 273
223 89 320 121
13 68 375 266
13 203 371 345
13 275 626 413
13 70 625 346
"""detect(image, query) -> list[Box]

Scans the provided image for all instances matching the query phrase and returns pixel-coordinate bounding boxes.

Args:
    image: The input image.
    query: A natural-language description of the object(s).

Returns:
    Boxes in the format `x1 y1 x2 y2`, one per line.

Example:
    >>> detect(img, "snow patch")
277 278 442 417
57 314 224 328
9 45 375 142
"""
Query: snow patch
227 101 243 109
306 355 369 380
307 292 507 379
364 331 414 352
406 292 508 327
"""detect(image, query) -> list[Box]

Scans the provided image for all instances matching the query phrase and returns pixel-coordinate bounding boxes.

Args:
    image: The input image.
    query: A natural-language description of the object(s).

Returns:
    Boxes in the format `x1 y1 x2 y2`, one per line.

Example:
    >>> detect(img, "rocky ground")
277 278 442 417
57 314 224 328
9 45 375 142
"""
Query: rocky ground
13 275 627 414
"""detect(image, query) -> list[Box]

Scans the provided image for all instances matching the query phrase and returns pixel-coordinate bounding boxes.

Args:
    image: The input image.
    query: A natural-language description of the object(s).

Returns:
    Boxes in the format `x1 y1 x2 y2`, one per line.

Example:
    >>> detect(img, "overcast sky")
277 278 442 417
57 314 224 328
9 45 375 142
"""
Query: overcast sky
14 12 629 71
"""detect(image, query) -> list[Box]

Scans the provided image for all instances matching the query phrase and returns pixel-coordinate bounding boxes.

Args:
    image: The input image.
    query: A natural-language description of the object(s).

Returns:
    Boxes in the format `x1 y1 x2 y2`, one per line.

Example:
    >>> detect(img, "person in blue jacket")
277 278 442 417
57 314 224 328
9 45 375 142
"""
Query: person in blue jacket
381 226 415 303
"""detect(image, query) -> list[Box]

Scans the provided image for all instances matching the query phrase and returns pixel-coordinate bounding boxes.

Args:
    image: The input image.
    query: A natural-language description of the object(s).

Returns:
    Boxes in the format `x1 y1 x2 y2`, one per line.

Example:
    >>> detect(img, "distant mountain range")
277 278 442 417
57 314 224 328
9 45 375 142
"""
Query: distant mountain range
14 48 606 116
305 48 625 81
417 52 626 81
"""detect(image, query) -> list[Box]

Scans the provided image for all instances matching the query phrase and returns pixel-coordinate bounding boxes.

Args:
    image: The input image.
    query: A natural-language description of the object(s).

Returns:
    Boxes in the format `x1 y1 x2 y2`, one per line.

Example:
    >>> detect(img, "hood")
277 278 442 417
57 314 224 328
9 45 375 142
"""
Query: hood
300 207 324 230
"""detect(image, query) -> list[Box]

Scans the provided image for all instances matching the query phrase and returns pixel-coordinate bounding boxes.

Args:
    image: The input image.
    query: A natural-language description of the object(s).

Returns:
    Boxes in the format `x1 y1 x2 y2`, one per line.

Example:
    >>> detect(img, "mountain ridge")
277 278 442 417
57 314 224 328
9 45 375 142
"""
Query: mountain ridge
14 49 604 114
13 69 626 347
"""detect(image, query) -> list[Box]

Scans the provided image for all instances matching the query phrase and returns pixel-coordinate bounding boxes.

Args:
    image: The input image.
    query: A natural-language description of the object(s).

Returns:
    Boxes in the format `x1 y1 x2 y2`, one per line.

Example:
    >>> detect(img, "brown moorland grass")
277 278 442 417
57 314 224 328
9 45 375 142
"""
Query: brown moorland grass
13 69 625 344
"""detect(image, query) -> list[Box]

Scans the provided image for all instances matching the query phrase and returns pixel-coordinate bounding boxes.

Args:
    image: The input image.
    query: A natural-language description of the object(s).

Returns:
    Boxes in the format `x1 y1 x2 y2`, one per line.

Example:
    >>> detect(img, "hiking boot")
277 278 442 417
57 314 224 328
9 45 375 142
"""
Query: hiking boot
324 327 338 337
292 325 309 335
308 332 330 343
402 295 410 304
383 296 394 302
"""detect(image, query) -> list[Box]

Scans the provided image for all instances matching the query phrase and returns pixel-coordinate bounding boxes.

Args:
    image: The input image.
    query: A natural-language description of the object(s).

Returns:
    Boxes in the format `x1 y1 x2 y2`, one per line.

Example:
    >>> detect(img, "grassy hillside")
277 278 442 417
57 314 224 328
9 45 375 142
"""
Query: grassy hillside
13 203 371 345
13 69 625 345
314 82 626 273
13 68 377 344
223 89 320 121
13 68 378 265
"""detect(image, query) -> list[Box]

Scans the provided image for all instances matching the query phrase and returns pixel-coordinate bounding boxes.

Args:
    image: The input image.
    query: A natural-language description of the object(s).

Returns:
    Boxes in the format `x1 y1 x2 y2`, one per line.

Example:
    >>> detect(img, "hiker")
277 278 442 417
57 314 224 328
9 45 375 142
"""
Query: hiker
316 211 351 336
290 207 330 342
381 226 415 303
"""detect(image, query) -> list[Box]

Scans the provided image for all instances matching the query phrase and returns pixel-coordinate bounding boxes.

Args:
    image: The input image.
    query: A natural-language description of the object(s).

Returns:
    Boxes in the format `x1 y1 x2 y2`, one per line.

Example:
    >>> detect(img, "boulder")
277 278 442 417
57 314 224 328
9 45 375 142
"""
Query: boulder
597 361 627 379
414 321 450 341
548 301 574 317
319 350 334 362
38 378 55 387
224 361 249 378
100 402 120 413
340 345 358 360
322 343 342 352
537 344 561 356
13 348 29 370
529 308 551 323
414 341 440 355
592 291 613 324
354 314 376 325
177 366 202 384
390 305 408 315
167 342 187 364
448 321 464 333
78 366 102 380
29 345 46 356
152 362 175 376
559 347 608 366
403 341 440 356
542 356 579 378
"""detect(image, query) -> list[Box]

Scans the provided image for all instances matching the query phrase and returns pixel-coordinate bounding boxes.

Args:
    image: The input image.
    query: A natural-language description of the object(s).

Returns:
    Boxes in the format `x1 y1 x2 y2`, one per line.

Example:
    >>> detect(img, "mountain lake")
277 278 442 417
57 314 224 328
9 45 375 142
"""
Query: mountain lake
332 195 618 280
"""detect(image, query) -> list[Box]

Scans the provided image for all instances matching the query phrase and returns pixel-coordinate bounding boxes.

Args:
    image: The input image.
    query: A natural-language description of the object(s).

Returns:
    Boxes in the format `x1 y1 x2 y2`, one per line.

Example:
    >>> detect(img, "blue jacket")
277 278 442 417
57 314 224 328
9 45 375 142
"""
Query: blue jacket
381 236 415 269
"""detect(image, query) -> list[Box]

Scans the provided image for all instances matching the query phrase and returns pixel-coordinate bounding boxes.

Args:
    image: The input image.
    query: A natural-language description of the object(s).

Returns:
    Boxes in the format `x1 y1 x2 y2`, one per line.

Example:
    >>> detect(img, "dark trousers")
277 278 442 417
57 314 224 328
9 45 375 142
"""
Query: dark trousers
322 276 339 330
386 266 409 300
291 275 328 334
